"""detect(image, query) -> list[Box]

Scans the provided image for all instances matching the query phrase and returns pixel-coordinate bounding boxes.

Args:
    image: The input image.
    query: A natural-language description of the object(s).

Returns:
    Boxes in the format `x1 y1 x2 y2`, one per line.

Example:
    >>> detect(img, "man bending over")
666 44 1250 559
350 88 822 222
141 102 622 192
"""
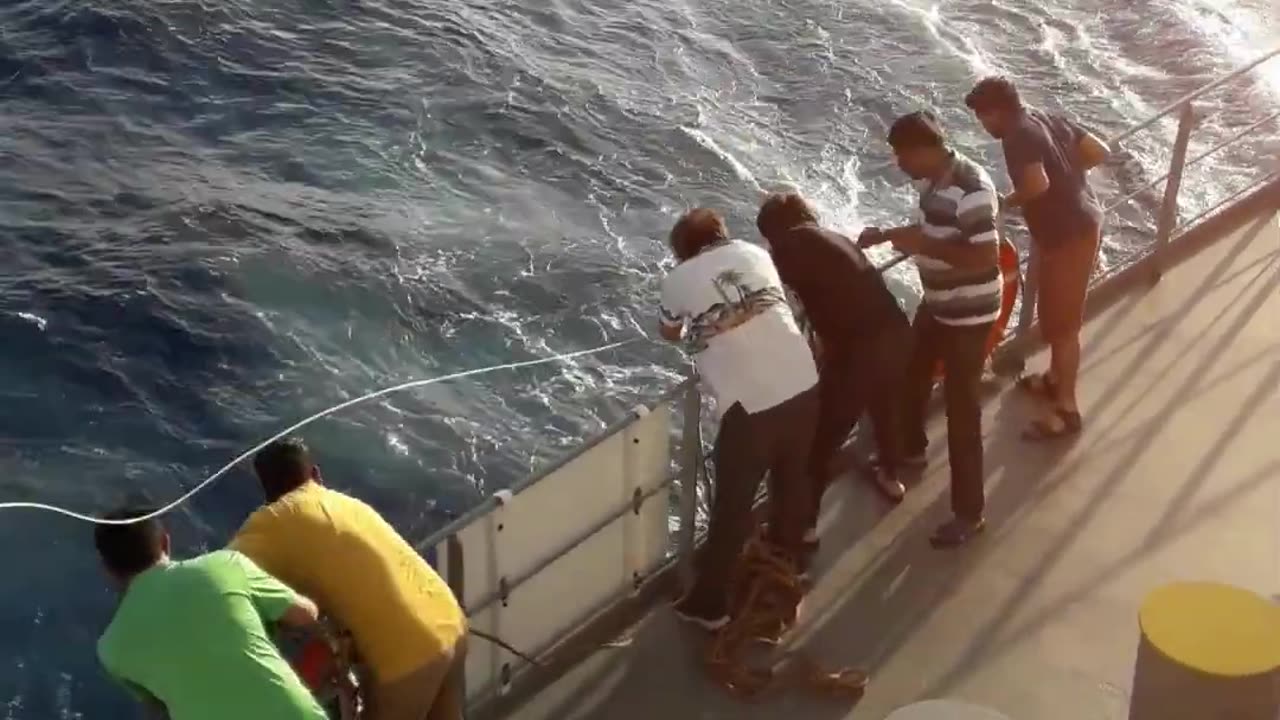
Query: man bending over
757 191 913 523
658 208 820 627
95 507 328 720
231 438 468 720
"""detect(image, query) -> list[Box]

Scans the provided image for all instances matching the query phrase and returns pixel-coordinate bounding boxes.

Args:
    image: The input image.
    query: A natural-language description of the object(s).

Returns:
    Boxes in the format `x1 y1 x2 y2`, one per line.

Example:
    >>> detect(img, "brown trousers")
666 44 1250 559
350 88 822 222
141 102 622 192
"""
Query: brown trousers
365 638 467 720
1034 225 1103 343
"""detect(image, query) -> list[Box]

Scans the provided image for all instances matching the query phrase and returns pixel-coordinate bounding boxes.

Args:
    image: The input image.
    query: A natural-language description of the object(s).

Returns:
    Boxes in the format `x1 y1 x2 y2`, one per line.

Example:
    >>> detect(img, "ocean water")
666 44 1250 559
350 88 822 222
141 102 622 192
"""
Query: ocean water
0 0 1277 715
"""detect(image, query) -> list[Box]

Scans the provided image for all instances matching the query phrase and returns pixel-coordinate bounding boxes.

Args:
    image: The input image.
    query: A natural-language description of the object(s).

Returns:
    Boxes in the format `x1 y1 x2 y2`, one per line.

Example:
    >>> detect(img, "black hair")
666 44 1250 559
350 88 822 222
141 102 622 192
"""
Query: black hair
756 192 819 239
253 437 313 503
669 208 729 261
94 507 166 578
888 111 947 151
965 76 1023 114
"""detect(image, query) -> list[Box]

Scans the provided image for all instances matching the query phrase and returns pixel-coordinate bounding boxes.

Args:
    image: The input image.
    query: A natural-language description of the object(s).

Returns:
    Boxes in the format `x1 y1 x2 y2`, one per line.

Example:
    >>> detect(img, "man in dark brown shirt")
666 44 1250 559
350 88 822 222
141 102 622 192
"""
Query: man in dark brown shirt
965 77 1111 440
757 193 913 537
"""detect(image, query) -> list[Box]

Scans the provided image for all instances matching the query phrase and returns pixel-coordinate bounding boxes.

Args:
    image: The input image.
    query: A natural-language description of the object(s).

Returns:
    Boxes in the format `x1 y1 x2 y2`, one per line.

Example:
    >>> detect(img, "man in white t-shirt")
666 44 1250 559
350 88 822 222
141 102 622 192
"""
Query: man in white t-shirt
658 208 820 630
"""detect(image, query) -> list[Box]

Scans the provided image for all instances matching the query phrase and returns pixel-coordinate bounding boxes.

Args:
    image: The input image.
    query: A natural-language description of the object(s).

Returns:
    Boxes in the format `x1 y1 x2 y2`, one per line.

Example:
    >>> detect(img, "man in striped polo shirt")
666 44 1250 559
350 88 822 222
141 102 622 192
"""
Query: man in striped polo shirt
860 111 1001 548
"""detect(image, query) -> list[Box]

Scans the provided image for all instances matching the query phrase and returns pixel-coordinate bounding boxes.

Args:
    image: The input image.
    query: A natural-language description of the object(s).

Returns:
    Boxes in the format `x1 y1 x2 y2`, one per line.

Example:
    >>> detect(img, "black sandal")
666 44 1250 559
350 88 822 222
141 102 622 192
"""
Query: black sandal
1022 407 1083 441
1017 372 1058 399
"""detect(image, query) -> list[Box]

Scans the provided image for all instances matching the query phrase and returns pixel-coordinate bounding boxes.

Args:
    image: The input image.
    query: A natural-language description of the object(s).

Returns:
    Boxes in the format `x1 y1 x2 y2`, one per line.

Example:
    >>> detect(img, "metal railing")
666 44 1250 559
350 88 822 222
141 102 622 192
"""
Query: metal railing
418 44 1280 716
416 373 704 707
863 46 1280 356
1004 45 1280 355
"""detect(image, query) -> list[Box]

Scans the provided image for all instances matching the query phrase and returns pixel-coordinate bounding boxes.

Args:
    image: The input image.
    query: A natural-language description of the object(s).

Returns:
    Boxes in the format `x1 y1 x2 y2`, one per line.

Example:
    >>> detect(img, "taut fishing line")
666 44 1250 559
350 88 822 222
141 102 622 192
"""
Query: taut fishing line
0 338 644 525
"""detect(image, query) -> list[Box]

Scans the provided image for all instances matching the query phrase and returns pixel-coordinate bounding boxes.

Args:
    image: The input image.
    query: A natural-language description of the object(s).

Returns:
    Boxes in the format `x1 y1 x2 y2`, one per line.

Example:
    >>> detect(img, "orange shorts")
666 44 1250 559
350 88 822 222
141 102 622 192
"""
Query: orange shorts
366 638 467 720
1034 226 1102 343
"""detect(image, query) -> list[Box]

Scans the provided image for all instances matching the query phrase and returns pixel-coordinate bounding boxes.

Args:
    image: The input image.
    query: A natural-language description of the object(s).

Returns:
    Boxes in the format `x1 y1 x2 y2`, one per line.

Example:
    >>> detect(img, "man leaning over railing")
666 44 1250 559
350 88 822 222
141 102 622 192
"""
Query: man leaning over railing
657 208 820 630
756 191 914 516
230 438 468 720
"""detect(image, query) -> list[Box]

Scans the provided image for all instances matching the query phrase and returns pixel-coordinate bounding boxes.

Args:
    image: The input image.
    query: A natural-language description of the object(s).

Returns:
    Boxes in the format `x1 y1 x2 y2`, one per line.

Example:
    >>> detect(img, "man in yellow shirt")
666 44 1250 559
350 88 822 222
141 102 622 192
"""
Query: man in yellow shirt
230 437 467 720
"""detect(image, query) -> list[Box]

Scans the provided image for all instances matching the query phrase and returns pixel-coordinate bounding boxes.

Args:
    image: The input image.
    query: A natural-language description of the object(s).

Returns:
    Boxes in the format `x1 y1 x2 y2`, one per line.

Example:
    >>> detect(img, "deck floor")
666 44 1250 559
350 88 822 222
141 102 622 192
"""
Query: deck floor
515 211 1280 720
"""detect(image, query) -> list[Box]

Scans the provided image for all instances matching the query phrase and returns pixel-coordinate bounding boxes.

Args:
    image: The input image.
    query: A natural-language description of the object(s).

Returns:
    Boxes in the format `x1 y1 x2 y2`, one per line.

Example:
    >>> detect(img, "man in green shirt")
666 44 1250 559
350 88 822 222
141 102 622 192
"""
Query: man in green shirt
94 507 330 720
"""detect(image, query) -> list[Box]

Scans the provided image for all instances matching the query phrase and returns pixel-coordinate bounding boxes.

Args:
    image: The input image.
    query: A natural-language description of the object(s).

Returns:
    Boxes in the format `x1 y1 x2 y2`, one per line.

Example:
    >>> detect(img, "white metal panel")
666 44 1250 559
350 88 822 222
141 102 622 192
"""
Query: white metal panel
462 489 673 699
436 405 673 700
463 603 502 700
623 407 675 580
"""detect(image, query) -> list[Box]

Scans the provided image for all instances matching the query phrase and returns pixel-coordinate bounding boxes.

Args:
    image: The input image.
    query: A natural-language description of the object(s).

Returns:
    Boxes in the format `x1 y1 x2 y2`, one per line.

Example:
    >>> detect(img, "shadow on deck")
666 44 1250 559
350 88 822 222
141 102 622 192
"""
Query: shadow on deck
512 211 1280 720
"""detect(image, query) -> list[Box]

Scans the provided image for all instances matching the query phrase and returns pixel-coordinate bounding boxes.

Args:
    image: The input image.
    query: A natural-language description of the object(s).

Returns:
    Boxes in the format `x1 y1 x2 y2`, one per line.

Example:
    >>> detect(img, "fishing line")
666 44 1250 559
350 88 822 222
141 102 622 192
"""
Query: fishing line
0 338 643 525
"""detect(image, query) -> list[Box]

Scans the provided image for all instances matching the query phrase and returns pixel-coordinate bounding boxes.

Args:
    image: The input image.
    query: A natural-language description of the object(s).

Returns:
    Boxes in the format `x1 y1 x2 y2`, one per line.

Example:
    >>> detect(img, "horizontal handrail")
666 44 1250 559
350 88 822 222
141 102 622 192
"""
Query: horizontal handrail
1173 168 1280 235
445 45 1280 709
873 251 911 275
875 46 1280 275
1110 46 1280 146
1174 107 1280 175
1105 106 1280 214
466 477 674 615
414 378 694 555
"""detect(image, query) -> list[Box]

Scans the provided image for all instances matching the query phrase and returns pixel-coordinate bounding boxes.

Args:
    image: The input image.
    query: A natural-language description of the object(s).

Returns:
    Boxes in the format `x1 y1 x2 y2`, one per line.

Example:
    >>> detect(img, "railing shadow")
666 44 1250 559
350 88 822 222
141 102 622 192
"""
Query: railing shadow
918 229 1279 699
477 41 1280 710
1060 214 1272 435
1078 246 1278 377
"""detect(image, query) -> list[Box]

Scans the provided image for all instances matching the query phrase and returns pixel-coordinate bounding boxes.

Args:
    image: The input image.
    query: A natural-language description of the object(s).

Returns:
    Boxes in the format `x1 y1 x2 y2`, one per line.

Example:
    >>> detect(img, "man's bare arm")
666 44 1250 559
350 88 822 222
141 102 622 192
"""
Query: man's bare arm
277 594 320 629
1001 162 1050 210
658 322 683 343
1078 130 1110 171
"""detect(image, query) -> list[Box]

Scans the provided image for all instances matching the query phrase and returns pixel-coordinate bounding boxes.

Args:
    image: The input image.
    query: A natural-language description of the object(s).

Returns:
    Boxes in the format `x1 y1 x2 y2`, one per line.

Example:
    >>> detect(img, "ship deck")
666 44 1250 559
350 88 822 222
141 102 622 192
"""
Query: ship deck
511 209 1280 719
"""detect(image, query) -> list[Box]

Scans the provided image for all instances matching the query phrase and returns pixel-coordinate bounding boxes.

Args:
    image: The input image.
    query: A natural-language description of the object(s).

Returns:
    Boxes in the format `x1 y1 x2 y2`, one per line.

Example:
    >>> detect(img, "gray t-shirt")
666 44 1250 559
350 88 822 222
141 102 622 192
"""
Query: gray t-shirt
1003 108 1103 248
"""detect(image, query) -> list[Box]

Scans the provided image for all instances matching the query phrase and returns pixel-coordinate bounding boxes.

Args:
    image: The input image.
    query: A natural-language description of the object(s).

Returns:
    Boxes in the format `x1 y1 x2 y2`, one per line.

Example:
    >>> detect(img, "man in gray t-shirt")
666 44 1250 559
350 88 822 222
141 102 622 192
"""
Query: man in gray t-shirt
965 77 1111 441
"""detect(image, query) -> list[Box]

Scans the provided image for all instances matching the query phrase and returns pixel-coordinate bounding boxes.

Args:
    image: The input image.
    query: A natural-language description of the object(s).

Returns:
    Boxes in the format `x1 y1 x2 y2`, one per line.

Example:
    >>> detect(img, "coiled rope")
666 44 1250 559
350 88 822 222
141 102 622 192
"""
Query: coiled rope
0 338 641 524
706 536 870 701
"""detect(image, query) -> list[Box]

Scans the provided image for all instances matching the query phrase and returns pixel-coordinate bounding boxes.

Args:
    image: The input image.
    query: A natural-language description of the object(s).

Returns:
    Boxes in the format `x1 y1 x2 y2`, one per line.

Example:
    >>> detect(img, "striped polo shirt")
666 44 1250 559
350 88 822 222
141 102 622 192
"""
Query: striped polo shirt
915 152 1003 326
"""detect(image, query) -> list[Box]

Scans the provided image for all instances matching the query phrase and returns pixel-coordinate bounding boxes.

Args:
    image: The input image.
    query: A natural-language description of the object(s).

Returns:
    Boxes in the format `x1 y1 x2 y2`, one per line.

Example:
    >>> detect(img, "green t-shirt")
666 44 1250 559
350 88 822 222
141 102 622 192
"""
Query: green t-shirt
97 549 328 720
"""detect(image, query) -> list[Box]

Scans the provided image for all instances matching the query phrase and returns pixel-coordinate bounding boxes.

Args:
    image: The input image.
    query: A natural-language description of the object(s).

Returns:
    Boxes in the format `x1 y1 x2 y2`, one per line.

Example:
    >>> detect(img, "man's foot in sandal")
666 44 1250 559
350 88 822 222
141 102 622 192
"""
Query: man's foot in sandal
1016 372 1057 399
1023 407 1083 441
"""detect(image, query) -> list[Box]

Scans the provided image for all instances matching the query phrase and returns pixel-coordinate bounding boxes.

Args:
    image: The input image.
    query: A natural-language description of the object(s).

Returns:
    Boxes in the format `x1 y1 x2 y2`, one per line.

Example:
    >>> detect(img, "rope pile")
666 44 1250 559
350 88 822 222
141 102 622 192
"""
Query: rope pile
704 536 870 701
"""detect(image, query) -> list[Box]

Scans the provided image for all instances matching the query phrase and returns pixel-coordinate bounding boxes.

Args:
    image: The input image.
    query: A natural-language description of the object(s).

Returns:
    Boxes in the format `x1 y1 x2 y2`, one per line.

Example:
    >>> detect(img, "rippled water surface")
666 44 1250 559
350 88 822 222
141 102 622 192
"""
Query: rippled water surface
1 0 1277 714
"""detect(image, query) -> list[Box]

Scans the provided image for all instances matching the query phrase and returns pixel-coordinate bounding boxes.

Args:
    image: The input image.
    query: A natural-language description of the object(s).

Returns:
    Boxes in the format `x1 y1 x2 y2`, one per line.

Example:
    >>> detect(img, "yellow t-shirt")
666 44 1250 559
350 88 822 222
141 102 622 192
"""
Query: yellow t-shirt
230 482 465 684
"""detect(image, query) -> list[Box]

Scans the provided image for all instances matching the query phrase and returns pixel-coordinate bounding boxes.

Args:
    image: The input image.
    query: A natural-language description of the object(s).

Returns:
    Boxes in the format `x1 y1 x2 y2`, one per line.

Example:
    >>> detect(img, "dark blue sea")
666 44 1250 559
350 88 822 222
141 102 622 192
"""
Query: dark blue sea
1 0 1277 714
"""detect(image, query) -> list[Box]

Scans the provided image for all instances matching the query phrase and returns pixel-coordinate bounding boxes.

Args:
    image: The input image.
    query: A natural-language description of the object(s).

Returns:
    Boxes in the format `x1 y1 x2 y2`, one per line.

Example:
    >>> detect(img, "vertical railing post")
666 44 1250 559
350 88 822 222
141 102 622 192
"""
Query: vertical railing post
1015 244 1039 334
445 534 467 710
1153 101 1197 280
677 372 701 588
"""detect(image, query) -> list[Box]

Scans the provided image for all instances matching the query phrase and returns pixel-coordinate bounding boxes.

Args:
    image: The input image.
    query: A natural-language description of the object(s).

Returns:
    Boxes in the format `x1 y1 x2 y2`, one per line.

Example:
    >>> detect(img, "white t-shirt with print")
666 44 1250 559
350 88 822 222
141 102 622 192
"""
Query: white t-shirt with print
659 239 818 418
